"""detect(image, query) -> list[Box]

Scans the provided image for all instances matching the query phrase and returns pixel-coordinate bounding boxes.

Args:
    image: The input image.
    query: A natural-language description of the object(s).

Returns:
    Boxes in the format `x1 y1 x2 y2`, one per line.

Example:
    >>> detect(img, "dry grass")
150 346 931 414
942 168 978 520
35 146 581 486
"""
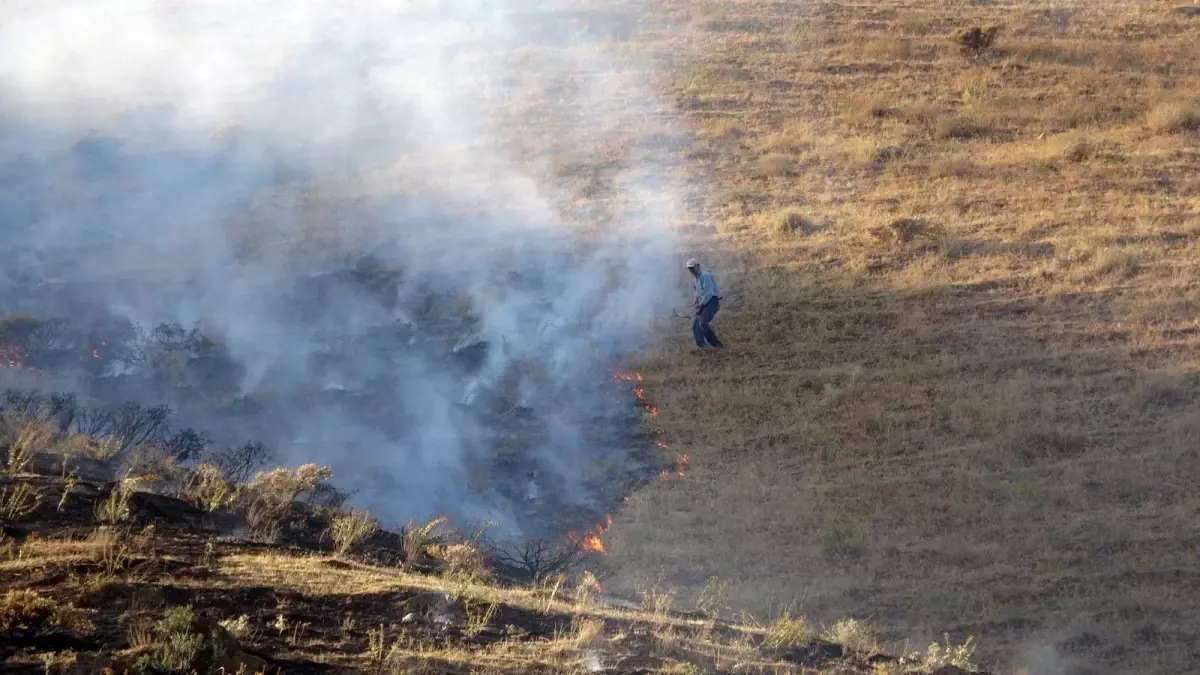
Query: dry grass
1147 99 1200 134
0 589 94 636
2 418 53 475
327 508 378 556
597 1 1200 674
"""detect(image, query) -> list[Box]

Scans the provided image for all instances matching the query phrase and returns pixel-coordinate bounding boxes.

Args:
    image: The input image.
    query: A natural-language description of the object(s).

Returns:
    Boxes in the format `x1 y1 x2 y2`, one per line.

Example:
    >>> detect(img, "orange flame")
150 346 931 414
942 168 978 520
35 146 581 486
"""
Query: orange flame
567 514 613 555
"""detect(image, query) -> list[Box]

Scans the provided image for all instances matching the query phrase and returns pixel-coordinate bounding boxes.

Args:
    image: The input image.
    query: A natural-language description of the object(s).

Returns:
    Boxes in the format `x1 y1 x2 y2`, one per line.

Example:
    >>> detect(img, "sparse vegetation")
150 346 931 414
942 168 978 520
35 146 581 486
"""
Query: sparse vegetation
1 1 1197 674
1147 99 1200 133
953 25 1001 58
401 516 451 567
0 589 93 637
328 507 378 556
606 2 1200 673
134 605 241 675
762 613 812 650
94 475 148 524
181 463 238 512
241 463 333 541
2 418 53 475
822 619 878 657
434 541 489 580
1 481 44 520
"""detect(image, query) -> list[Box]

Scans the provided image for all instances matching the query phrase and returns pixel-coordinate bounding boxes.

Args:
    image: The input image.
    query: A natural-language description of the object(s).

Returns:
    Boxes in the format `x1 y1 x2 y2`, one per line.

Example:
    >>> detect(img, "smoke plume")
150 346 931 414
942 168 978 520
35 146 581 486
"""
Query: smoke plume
0 0 691 536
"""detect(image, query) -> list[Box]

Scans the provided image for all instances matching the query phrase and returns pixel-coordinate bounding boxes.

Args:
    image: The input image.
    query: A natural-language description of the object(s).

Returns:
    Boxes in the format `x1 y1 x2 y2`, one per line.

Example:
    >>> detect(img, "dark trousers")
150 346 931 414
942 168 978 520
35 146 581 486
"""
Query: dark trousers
692 298 723 348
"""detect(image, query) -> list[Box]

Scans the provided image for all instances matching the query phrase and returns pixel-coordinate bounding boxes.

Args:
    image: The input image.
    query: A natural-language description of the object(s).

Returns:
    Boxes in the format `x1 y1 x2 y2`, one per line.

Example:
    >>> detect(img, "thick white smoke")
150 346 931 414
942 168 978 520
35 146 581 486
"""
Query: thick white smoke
0 0 691 534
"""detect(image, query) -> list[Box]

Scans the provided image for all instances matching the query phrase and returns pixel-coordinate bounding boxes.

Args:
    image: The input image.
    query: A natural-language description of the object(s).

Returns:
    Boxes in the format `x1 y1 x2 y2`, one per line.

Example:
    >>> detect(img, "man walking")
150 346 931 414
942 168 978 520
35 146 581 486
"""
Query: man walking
687 259 724 349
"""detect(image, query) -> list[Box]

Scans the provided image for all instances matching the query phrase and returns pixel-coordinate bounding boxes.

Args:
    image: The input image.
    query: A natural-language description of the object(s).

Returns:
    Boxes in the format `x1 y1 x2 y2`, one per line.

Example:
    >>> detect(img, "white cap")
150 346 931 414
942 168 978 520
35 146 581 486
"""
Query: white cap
686 258 699 269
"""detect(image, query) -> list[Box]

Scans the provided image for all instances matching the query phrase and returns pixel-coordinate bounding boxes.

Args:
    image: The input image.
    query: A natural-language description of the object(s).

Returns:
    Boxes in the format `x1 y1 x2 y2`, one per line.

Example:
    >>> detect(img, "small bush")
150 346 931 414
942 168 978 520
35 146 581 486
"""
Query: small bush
637 583 677 616
573 570 601 608
401 517 450 566
0 482 44 520
763 612 812 649
908 634 980 670
1059 137 1095 163
869 218 936 246
434 541 488 580
773 209 818 236
694 575 731 618
329 508 378 556
0 589 93 637
242 463 333 541
94 475 150 525
182 463 238 512
487 537 584 581
572 616 604 647
822 618 878 656
1147 100 1200 134
136 606 209 673
953 25 1001 58
135 605 248 675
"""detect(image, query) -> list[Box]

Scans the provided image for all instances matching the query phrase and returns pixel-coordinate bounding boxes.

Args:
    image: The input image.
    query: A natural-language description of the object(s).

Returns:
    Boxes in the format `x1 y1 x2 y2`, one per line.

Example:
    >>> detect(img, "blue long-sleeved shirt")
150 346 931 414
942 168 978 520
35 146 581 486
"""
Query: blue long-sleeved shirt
693 270 719 307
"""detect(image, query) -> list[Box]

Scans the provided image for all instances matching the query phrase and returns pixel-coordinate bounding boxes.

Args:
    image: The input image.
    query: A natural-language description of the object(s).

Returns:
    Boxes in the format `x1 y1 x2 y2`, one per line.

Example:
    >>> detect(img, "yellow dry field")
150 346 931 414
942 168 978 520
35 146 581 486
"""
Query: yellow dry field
597 0 1200 673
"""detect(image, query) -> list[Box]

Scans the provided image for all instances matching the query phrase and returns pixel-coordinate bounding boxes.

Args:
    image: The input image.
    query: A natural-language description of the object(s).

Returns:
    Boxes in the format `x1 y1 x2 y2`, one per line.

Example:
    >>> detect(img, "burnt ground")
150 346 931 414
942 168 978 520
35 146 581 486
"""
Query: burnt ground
0 470 990 675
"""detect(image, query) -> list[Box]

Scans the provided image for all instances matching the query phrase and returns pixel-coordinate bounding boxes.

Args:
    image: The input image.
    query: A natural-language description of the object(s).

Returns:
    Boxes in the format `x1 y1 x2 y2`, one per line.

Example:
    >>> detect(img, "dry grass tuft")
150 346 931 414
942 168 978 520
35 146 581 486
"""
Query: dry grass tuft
94 475 151 525
762 612 812 649
3 418 53 475
242 463 334 541
328 508 378 556
401 517 451 567
771 209 819 236
953 25 1001 58
755 154 798 178
0 482 44 520
934 114 990 140
181 463 239 512
434 541 489 580
821 619 878 657
1147 99 1200 133
0 589 94 636
869 218 937 245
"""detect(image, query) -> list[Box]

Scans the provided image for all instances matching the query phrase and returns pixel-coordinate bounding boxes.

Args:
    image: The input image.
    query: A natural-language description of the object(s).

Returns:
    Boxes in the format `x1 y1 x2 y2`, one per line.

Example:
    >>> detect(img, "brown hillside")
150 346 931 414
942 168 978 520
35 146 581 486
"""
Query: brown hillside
606 1 1200 673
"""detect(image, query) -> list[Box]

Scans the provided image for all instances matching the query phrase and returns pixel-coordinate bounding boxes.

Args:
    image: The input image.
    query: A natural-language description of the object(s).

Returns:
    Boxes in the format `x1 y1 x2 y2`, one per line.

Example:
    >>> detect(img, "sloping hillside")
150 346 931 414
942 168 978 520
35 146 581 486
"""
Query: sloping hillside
0 443 986 674
606 1 1200 673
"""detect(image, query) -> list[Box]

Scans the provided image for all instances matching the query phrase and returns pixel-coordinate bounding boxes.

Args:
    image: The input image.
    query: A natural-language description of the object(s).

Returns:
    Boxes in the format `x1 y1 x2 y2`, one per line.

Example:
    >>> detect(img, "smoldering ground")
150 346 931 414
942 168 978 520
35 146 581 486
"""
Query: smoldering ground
0 0 692 537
